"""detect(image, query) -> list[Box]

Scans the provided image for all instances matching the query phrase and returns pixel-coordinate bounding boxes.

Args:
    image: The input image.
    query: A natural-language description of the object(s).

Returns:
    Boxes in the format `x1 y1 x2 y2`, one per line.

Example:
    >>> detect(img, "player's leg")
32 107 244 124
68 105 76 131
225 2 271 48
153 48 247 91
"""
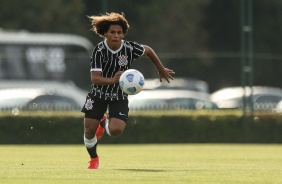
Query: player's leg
81 98 107 169
106 99 128 136
83 117 100 169
96 114 108 140
106 118 126 136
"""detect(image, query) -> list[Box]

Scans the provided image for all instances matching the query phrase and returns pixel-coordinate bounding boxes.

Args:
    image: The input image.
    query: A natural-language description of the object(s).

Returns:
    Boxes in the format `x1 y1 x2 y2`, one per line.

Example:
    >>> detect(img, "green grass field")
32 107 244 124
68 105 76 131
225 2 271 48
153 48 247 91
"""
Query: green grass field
0 144 282 184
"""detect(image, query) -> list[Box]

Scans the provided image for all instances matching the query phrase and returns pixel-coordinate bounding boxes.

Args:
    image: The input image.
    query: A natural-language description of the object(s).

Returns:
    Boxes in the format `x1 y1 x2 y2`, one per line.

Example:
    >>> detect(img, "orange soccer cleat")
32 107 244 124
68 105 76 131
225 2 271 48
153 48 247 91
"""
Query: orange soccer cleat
96 114 107 140
87 157 99 169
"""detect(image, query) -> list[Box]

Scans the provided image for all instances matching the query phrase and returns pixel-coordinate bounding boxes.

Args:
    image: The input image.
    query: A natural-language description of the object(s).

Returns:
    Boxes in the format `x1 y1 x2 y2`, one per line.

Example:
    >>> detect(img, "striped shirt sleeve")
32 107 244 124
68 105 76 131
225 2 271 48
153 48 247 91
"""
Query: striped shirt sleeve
90 43 103 72
130 41 145 60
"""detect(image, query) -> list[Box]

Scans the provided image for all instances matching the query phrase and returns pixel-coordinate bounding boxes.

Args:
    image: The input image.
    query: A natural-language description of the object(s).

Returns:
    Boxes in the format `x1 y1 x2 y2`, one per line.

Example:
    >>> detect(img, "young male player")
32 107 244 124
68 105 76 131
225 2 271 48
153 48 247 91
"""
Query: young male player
81 12 175 169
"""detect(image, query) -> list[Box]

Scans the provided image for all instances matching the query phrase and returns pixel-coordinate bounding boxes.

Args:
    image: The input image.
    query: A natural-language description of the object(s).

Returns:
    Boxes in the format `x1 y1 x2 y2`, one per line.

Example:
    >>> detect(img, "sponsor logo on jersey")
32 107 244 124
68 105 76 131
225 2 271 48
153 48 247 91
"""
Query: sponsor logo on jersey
105 93 118 98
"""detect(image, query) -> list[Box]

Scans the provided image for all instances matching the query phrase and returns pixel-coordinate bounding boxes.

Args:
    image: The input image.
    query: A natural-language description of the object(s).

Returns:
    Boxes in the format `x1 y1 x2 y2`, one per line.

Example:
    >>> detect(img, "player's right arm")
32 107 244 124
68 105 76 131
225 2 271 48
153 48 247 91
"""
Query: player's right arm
90 43 123 85
91 71 123 85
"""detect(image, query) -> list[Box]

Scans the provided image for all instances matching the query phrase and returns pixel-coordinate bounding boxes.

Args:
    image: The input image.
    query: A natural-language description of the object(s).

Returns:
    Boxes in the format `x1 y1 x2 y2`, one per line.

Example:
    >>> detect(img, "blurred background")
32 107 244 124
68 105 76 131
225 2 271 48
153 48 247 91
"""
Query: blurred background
0 0 282 112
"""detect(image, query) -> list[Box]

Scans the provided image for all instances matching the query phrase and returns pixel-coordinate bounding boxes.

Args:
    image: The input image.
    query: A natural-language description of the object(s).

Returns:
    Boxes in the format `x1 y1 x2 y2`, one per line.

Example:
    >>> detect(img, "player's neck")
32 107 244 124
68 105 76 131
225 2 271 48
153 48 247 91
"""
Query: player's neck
104 40 123 52
108 44 120 51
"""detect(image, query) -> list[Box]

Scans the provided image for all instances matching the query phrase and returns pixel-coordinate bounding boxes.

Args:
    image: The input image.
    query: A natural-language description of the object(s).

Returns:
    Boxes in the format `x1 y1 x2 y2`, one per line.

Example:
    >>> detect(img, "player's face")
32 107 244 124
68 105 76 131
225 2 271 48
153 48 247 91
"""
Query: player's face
104 25 124 50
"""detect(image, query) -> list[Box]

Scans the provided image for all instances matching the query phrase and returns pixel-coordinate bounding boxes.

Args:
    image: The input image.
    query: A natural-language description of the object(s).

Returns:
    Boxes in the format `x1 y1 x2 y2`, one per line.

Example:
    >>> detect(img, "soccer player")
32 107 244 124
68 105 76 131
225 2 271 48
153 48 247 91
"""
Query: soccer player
81 12 175 169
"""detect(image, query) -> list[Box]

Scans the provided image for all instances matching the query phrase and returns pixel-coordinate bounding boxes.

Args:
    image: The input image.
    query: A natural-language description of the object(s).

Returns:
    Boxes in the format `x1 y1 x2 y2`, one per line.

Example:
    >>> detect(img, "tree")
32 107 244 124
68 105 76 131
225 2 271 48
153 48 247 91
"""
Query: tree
203 0 282 90
0 0 88 36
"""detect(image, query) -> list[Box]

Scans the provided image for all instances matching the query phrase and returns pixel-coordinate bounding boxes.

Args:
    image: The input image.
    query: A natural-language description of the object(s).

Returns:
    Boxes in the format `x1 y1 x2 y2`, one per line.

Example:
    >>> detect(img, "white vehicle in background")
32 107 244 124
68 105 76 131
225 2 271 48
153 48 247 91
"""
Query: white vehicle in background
144 77 210 94
127 77 215 111
276 100 282 113
128 89 217 111
0 30 93 90
211 86 282 111
0 80 87 111
0 30 94 112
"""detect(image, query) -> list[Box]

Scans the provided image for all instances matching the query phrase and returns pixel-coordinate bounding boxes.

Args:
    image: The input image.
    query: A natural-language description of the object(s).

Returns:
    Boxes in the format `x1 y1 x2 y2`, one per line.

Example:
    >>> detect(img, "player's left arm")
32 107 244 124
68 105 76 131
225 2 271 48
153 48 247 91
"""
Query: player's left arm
143 45 175 83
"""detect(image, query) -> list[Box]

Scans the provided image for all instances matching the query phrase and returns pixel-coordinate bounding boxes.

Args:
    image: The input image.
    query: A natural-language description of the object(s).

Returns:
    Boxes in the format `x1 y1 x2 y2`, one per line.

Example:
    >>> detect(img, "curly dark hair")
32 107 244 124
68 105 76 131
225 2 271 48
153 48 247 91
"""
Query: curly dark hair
88 12 130 38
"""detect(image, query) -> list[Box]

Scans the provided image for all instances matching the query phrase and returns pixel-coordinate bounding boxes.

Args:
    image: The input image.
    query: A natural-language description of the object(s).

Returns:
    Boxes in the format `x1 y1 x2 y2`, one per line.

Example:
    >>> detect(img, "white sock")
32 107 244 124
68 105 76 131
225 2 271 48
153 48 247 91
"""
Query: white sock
84 134 97 148
105 120 111 136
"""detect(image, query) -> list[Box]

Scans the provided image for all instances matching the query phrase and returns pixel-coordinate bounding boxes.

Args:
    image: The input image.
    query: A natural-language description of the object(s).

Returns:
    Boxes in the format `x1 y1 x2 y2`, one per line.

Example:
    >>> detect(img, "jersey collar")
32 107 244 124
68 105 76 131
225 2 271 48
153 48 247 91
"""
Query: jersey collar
103 40 124 54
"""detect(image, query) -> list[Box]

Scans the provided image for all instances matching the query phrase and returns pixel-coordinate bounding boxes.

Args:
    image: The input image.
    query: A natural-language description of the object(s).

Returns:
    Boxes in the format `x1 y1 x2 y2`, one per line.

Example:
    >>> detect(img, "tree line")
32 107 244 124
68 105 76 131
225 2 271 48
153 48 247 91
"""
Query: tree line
0 0 281 92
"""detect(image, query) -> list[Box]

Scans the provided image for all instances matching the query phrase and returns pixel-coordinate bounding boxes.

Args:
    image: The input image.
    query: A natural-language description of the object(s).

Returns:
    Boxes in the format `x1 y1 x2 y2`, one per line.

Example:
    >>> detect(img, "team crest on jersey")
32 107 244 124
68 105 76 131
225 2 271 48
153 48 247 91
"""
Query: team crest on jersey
85 98 94 110
118 55 128 66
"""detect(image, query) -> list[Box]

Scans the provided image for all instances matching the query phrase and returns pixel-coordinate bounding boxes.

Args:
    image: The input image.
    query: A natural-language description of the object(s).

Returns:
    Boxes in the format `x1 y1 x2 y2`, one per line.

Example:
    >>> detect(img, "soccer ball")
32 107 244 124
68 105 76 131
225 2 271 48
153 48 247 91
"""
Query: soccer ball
119 69 145 95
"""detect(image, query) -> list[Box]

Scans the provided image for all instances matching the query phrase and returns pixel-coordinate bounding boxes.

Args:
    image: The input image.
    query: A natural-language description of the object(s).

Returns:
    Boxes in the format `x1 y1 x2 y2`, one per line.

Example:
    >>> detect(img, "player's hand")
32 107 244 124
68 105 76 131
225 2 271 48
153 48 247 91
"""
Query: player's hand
158 68 175 83
112 71 123 83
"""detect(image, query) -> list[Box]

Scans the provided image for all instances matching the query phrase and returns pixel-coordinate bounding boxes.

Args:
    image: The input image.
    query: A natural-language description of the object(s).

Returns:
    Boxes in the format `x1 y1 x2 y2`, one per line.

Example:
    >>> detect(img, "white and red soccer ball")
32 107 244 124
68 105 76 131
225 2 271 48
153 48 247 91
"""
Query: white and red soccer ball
119 69 145 95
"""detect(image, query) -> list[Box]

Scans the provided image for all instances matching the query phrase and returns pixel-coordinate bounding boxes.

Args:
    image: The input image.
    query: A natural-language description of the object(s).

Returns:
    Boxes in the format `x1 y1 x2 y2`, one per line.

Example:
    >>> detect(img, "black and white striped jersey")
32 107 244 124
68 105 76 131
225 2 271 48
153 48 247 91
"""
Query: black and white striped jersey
88 40 145 101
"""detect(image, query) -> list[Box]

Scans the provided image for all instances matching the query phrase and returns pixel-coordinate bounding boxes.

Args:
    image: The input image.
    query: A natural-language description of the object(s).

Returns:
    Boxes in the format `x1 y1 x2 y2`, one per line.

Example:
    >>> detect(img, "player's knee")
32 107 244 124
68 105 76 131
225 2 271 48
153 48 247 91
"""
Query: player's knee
110 128 124 137
84 127 96 138
107 118 126 136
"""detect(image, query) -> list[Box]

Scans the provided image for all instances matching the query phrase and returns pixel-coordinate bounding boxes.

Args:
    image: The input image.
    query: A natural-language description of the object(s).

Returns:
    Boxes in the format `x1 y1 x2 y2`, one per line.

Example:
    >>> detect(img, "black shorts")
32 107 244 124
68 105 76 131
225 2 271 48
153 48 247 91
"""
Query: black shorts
81 97 129 123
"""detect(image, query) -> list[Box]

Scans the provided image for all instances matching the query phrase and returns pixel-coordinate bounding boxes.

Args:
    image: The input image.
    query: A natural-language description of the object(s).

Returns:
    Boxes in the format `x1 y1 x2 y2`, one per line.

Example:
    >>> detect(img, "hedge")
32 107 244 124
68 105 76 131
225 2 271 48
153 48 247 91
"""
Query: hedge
0 110 282 144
